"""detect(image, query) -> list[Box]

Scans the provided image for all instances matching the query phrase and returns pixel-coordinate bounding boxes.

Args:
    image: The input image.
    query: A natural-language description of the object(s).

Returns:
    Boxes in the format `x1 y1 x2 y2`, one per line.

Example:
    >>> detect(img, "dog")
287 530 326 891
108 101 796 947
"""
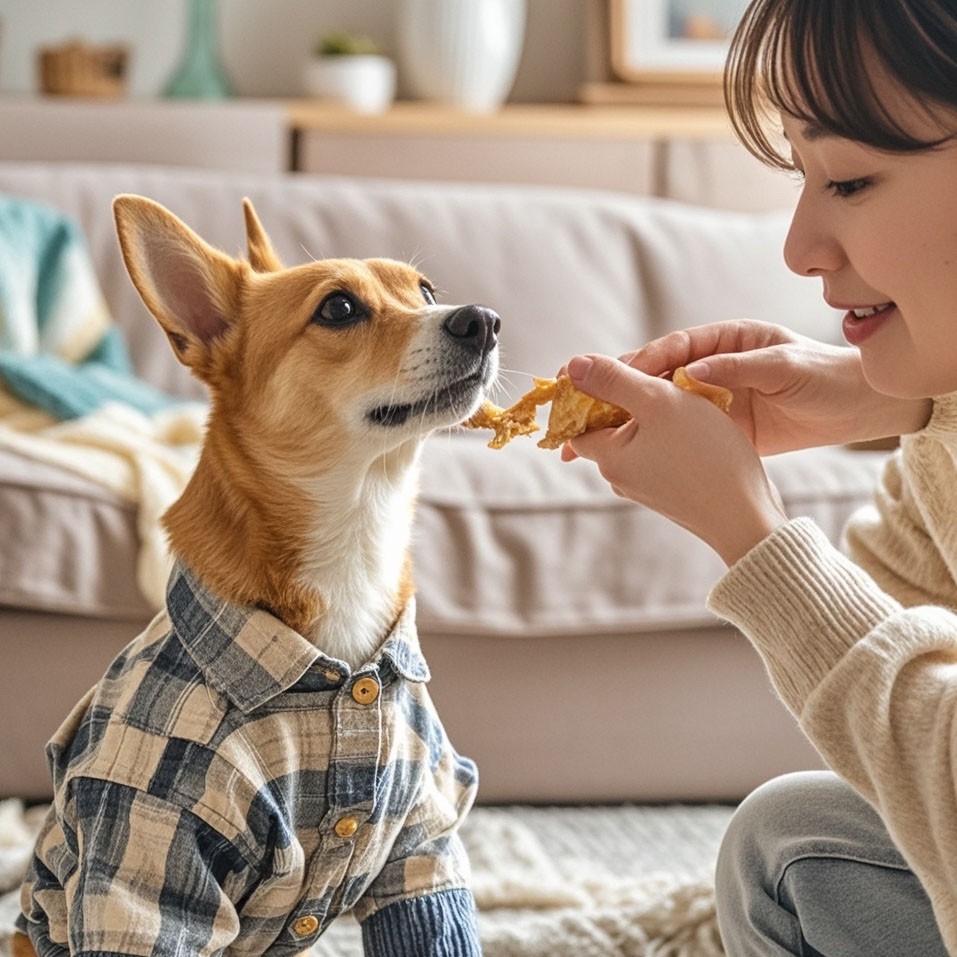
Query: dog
13 196 499 956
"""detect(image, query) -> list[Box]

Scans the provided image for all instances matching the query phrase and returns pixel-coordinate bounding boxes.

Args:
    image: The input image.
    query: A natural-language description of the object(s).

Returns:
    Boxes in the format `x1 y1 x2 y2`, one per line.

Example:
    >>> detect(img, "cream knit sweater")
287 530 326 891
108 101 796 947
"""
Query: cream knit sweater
708 393 957 955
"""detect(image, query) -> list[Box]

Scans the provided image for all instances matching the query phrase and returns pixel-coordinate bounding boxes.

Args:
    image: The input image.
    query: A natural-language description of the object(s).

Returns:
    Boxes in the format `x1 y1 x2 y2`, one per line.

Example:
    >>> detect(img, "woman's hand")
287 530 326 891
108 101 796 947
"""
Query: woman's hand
564 353 787 566
560 320 933 564
618 320 931 454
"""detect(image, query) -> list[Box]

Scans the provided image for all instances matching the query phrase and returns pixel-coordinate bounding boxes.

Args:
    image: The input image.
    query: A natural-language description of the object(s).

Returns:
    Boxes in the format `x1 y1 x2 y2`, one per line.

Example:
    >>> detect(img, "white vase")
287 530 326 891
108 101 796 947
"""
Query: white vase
398 0 526 112
302 55 397 114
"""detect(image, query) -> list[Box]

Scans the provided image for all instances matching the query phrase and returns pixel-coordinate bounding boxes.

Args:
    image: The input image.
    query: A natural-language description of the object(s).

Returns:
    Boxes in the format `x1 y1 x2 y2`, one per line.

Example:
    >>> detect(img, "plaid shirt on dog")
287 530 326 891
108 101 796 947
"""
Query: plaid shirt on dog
17 562 480 956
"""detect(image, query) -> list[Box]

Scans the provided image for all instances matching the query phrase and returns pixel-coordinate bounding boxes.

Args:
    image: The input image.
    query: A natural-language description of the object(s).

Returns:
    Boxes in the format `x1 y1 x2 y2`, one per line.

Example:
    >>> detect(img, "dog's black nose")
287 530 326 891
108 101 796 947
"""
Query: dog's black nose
443 305 501 356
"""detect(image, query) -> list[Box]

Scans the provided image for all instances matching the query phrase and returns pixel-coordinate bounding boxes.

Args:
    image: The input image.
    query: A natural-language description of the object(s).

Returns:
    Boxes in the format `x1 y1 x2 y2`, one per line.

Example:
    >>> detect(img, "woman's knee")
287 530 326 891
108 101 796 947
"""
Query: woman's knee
716 771 890 910
729 770 907 871
718 771 837 880
715 772 837 953
715 772 874 953
716 772 944 955
717 769 915 917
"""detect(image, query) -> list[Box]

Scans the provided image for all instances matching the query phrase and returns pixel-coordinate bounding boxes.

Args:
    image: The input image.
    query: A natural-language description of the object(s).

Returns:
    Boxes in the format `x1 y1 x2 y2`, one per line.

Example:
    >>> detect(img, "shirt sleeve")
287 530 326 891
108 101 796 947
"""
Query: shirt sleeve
353 693 480 954
33 777 255 957
356 795 482 956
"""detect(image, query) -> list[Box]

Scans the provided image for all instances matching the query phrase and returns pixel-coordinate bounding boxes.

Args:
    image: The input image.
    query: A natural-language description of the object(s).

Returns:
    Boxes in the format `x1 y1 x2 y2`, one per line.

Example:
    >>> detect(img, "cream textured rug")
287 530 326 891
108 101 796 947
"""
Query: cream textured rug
0 799 731 956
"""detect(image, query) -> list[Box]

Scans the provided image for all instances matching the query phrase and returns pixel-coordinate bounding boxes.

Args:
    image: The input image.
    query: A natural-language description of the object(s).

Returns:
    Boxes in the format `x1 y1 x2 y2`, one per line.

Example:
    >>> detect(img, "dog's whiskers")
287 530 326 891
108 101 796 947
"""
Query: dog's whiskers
300 244 324 263
498 366 540 380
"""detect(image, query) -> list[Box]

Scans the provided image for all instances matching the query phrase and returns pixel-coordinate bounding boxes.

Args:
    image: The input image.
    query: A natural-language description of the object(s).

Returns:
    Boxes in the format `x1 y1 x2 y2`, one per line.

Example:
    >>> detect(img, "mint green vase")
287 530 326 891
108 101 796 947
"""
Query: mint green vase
164 0 233 98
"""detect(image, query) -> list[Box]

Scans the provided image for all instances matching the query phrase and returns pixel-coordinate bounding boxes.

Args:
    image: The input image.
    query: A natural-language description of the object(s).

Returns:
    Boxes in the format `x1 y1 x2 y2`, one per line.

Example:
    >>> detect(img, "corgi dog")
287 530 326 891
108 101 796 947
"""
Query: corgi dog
13 197 498 957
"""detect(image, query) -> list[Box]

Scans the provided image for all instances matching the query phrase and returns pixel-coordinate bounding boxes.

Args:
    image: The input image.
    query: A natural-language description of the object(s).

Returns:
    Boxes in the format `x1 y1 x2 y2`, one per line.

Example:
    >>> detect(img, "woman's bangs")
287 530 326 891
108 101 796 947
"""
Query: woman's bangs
725 0 946 169
725 0 803 170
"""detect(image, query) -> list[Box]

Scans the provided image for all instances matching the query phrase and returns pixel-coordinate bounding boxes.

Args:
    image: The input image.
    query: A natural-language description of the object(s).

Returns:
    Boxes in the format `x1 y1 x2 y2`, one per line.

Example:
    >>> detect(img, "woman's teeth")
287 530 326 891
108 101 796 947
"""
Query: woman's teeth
851 303 893 319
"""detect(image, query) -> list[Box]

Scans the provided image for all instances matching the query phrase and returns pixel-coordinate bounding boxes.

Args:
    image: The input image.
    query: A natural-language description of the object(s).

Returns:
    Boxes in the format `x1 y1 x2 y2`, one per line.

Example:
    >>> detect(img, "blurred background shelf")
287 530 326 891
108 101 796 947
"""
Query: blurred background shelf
0 95 289 173
0 96 797 211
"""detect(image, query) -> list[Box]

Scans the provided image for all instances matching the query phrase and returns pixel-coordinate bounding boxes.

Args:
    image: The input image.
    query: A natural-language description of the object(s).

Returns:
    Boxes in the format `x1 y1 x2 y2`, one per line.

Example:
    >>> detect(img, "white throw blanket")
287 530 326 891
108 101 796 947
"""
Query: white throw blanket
0 194 205 610
0 799 727 957
0 390 205 609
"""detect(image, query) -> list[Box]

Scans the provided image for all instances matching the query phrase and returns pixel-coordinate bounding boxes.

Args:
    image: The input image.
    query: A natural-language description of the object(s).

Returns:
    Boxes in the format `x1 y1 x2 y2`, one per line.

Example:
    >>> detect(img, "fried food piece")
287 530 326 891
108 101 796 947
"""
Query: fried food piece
673 366 734 413
464 377 555 449
464 375 626 450
537 375 629 449
463 365 731 449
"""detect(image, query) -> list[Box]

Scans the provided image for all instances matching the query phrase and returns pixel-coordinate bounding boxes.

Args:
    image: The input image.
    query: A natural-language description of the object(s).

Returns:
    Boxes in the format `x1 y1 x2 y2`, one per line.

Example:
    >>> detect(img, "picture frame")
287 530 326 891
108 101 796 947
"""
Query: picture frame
609 0 747 84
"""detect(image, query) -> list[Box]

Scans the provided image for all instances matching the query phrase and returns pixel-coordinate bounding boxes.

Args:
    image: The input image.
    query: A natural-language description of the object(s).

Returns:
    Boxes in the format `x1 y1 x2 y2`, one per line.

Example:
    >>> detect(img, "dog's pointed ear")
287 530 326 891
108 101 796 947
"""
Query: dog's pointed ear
113 194 242 378
243 198 284 273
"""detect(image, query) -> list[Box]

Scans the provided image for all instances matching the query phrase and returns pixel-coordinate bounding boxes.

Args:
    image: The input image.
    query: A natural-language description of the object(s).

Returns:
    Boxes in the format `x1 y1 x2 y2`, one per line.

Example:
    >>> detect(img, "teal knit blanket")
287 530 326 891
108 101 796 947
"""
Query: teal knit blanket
0 195 177 420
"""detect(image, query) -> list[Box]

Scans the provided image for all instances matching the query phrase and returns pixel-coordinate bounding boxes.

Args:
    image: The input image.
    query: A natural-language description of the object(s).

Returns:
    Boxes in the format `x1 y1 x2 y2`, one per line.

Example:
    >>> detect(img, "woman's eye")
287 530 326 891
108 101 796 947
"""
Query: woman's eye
420 283 436 305
827 177 870 198
314 293 363 326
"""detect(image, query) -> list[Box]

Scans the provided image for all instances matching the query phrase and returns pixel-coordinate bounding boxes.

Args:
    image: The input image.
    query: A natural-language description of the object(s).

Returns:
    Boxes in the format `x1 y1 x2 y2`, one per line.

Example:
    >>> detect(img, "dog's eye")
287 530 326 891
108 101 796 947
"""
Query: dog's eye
420 283 436 305
313 293 364 327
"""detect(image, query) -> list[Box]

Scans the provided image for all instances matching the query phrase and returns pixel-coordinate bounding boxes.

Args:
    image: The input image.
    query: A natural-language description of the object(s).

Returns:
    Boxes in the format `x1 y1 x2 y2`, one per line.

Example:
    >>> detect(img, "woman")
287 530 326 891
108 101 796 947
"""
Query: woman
564 0 957 953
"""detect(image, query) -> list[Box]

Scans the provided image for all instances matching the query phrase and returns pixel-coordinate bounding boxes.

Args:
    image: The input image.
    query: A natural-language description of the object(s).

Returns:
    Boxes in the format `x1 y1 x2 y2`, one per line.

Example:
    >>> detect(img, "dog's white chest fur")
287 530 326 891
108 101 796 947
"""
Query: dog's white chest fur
297 455 419 669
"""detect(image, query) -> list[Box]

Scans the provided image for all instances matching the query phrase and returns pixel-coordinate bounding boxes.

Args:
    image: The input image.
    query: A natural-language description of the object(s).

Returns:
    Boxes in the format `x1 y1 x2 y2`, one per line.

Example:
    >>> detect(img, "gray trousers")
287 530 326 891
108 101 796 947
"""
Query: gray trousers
715 771 948 956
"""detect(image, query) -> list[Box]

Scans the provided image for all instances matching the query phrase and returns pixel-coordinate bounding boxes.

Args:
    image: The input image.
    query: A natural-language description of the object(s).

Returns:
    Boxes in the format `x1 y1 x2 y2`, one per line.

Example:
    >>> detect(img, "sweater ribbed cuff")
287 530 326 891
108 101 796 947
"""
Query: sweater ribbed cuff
707 518 902 713
361 888 481 957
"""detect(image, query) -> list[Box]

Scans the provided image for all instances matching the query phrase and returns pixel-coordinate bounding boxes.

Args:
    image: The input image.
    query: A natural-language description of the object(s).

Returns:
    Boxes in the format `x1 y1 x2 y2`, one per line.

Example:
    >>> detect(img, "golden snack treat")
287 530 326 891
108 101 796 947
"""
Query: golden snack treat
464 377 555 449
538 375 629 449
463 375 626 450
673 366 734 413
464 366 731 449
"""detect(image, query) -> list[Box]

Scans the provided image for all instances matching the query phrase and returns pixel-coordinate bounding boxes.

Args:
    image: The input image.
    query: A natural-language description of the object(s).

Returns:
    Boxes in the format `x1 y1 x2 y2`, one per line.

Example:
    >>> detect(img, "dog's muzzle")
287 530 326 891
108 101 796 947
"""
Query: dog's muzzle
366 304 500 429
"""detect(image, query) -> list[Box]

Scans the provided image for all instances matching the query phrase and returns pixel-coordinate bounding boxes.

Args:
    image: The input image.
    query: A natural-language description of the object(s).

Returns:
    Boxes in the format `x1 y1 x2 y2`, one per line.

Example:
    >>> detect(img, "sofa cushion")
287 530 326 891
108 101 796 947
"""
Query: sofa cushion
0 435 889 636
415 437 888 636
0 447 147 619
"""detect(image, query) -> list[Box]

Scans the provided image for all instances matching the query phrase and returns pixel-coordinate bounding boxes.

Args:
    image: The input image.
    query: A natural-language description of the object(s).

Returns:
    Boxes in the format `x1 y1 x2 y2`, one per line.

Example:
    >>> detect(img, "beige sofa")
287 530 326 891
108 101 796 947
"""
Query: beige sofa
0 163 889 803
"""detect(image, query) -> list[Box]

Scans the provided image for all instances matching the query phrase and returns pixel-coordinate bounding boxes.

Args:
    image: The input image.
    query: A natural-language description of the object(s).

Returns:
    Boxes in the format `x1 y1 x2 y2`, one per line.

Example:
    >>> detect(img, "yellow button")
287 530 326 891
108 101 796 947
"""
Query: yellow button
351 677 380 705
335 816 360 839
292 915 319 937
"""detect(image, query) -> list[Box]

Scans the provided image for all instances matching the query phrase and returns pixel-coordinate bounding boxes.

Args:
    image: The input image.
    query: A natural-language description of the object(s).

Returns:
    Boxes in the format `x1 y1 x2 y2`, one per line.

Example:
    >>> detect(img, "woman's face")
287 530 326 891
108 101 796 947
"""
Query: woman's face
781 89 957 400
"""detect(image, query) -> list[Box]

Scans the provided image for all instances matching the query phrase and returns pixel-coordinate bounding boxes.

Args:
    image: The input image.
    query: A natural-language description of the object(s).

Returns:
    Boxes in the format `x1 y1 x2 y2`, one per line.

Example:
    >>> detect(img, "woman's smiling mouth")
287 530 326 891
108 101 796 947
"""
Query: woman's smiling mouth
843 302 897 345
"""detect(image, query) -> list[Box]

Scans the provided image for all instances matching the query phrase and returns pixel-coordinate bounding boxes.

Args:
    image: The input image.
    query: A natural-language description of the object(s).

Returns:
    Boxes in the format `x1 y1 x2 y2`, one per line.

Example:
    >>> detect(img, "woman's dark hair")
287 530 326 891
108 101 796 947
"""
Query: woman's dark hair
725 0 957 168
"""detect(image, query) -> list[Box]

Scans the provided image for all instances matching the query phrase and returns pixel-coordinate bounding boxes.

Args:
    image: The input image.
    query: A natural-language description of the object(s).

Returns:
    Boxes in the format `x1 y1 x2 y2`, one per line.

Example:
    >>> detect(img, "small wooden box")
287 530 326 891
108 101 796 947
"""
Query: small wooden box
38 41 129 98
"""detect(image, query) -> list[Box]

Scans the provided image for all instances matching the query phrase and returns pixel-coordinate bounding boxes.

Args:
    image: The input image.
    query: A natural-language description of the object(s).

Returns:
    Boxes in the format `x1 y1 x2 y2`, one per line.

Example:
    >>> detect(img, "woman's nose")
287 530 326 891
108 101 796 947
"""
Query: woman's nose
782 189 845 278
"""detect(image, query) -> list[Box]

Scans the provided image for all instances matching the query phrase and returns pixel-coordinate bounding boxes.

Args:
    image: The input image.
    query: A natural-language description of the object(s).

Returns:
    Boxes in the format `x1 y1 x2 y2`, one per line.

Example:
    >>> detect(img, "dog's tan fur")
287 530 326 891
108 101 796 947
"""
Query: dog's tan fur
14 198 498 954
10 933 34 957
108 196 500 664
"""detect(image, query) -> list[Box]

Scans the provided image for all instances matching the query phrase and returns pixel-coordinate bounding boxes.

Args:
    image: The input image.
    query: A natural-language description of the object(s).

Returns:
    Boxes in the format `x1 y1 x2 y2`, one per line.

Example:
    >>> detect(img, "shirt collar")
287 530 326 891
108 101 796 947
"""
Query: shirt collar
377 604 431 683
166 562 429 712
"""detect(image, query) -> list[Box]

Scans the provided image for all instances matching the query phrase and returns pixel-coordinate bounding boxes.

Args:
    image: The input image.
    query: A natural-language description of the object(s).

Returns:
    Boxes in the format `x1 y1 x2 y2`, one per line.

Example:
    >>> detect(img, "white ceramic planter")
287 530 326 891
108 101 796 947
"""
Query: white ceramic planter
399 0 527 112
302 55 396 113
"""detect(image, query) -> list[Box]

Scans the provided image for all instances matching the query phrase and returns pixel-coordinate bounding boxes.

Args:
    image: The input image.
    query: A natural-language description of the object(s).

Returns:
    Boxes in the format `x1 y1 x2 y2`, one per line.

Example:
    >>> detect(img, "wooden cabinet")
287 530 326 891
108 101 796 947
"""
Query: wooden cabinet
289 102 797 211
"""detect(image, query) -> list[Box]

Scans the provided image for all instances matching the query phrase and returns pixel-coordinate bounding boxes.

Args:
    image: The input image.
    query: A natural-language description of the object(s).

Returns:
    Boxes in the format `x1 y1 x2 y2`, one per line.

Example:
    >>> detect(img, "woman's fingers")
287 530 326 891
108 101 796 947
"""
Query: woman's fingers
566 354 660 414
623 320 797 379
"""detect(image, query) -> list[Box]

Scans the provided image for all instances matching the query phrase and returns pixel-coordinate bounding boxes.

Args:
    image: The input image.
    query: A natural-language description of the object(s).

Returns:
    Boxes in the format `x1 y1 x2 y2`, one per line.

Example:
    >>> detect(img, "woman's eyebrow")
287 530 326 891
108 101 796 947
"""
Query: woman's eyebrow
802 121 832 141
780 115 832 143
